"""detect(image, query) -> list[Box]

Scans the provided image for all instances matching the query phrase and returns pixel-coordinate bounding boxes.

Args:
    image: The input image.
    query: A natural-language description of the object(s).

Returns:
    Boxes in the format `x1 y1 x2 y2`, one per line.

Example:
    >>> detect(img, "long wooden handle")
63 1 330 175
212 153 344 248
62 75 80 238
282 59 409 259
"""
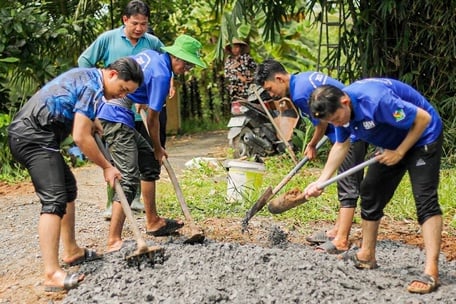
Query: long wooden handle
139 109 194 222
272 135 328 195
317 155 378 190
94 133 148 251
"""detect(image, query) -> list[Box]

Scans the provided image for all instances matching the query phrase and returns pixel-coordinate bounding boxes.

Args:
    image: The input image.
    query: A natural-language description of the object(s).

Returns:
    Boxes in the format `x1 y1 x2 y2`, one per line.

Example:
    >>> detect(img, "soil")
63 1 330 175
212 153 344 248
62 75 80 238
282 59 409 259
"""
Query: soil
0 130 455 303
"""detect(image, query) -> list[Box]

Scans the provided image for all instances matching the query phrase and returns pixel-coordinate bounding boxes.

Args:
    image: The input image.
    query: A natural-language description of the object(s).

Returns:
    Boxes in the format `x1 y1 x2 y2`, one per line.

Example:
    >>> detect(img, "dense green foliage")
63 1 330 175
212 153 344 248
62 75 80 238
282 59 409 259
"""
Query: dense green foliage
1 0 456 180
338 0 456 159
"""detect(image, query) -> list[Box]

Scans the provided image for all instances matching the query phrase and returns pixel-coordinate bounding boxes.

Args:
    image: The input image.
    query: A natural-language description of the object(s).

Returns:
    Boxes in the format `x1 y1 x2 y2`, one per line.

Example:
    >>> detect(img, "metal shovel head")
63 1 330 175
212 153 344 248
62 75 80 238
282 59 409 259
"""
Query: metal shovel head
268 188 309 214
241 186 273 232
125 245 166 267
183 233 205 245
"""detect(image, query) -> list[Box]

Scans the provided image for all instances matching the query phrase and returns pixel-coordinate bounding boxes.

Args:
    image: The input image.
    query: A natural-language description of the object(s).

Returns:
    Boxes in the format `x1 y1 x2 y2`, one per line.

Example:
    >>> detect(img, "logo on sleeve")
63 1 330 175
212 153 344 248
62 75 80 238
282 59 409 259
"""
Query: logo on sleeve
393 109 406 122
362 121 376 129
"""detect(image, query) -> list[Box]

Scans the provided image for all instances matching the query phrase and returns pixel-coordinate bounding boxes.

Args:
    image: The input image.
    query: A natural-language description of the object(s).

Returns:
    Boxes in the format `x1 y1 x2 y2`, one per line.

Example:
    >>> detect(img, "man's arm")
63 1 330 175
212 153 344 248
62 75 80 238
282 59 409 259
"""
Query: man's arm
304 139 351 198
377 107 431 166
78 38 105 68
304 121 328 160
72 112 121 187
146 108 167 165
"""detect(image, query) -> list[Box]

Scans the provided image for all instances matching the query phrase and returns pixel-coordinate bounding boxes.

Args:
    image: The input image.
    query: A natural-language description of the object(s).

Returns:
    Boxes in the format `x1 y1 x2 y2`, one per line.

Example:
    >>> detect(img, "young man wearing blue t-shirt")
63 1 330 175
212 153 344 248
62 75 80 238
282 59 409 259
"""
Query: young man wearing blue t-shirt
306 78 443 294
254 59 369 254
97 34 206 252
7 57 143 292
78 0 167 216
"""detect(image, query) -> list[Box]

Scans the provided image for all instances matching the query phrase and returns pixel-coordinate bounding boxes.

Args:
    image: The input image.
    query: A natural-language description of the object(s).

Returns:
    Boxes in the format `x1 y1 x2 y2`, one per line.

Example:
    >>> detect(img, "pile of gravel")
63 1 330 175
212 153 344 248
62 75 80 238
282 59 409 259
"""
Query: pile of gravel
64 228 456 304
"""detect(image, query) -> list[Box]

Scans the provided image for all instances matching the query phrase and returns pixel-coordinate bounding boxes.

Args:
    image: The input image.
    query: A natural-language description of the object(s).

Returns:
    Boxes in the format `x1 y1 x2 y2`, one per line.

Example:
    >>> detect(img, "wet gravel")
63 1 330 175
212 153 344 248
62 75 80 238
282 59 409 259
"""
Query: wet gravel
63 228 456 304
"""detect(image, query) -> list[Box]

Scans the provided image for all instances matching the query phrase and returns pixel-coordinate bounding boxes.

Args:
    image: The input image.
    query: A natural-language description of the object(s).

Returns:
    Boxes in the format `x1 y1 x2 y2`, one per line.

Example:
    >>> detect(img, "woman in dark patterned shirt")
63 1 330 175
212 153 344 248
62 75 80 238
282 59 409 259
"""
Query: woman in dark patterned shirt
224 38 257 102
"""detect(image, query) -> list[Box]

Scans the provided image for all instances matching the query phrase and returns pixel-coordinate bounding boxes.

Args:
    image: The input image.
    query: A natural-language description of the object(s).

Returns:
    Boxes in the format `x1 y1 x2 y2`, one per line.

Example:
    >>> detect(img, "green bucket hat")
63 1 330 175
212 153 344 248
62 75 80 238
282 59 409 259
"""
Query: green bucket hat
161 34 207 68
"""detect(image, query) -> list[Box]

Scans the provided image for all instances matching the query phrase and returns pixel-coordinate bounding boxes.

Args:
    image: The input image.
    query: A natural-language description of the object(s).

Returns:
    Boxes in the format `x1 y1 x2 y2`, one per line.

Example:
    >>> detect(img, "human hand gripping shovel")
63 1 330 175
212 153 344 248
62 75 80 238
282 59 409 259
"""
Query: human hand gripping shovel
94 133 165 263
139 109 205 244
267 154 380 214
241 136 328 232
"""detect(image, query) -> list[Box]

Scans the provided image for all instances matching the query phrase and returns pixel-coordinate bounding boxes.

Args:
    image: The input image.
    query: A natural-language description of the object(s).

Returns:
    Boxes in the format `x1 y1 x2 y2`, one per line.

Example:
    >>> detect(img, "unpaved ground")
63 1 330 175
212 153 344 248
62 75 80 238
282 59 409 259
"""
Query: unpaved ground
1 130 455 303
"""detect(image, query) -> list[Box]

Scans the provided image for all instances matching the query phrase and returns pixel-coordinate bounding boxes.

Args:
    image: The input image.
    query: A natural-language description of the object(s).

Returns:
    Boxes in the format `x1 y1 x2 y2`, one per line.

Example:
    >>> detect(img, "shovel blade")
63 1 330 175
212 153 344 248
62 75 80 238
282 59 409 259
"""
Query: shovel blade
183 233 205 244
241 186 273 232
125 246 166 267
267 190 309 214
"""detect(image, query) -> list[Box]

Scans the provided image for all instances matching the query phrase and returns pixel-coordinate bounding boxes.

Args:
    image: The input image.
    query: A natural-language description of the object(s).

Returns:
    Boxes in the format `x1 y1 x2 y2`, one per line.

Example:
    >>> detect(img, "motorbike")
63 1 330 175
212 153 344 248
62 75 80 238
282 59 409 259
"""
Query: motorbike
227 86 300 159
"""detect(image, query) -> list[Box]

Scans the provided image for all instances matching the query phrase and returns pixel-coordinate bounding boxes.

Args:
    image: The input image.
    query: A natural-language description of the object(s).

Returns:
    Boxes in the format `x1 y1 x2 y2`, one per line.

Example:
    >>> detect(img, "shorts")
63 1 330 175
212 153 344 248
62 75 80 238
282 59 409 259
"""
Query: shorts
100 121 161 204
8 136 76 217
360 133 443 224
337 141 369 208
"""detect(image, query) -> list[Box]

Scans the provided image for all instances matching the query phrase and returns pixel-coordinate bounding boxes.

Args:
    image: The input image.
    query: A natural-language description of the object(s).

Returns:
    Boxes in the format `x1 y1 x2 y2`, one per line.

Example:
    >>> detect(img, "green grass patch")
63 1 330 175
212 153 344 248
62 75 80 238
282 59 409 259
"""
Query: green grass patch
156 151 456 233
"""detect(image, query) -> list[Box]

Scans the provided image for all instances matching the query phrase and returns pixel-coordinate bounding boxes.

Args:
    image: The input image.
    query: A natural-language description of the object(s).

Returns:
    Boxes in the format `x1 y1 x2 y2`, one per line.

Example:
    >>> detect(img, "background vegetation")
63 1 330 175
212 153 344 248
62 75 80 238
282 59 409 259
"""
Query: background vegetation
0 0 454 236
1 0 455 171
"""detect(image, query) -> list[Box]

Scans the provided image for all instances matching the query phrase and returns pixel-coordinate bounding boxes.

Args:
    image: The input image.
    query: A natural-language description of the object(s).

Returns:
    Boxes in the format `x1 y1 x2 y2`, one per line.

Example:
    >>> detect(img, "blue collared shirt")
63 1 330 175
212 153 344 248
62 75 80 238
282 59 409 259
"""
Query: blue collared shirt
290 71 345 143
336 78 443 149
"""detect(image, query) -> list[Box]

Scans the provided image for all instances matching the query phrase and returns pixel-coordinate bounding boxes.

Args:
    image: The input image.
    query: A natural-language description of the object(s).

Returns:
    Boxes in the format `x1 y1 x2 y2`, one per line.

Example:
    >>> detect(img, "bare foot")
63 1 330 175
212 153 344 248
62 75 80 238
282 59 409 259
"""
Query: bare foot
107 240 124 253
61 247 85 265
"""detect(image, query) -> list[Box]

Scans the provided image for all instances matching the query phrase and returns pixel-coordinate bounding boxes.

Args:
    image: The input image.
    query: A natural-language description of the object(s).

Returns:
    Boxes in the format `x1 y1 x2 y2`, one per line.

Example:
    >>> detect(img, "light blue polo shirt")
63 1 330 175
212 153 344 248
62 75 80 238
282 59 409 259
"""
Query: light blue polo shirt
290 71 345 143
336 78 443 149
97 50 172 129
77 26 164 68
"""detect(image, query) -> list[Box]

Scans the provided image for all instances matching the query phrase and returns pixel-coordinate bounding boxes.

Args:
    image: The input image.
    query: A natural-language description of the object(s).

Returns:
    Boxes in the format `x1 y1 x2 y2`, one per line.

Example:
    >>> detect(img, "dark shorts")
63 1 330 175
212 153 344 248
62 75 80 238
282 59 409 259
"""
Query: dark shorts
360 133 443 224
8 136 76 217
100 121 161 204
337 141 369 208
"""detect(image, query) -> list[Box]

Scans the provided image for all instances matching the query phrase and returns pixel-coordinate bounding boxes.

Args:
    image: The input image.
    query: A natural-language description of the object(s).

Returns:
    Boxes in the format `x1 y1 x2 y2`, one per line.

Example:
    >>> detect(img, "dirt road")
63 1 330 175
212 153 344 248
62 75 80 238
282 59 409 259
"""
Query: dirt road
1 130 455 303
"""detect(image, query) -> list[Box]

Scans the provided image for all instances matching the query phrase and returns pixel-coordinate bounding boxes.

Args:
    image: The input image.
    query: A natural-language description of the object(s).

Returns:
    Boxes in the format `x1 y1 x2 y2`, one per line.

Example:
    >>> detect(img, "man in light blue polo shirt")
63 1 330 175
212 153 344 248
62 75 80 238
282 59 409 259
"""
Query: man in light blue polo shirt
78 0 163 68
78 0 165 216
306 78 443 294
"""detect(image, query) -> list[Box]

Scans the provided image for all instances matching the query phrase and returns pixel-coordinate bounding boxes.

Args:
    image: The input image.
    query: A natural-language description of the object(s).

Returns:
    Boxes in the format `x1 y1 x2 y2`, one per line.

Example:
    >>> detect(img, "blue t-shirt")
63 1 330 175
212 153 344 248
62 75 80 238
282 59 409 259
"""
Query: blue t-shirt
336 78 443 149
8 68 104 148
97 50 172 128
290 72 345 143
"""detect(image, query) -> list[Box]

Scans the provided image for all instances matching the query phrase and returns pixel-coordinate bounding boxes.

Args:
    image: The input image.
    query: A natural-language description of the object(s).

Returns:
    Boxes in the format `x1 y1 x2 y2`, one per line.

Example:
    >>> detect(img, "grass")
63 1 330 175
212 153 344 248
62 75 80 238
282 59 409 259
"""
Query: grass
156 145 456 233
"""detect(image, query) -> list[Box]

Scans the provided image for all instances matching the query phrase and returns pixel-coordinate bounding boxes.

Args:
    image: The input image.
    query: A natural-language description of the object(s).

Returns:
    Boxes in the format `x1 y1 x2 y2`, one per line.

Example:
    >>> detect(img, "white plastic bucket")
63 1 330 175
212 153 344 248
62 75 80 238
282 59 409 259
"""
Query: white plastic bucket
224 160 266 202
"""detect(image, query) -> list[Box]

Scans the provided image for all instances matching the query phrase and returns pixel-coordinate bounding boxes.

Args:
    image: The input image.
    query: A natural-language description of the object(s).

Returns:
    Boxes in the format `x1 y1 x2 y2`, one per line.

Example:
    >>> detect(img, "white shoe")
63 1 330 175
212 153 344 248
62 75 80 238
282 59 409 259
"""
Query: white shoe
131 198 144 212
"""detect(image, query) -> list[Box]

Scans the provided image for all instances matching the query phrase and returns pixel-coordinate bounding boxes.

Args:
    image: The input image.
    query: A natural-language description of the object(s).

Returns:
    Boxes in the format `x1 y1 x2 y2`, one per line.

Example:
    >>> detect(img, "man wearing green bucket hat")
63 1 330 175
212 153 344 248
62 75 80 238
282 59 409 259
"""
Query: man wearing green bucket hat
97 34 206 252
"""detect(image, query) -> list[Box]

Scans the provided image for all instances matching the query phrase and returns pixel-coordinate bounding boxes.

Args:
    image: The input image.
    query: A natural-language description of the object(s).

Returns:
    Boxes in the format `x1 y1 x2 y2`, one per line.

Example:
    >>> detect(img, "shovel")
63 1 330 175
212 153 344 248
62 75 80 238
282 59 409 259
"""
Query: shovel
268 155 379 214
139 109 205 244
94 133 164 262
241 136 328 232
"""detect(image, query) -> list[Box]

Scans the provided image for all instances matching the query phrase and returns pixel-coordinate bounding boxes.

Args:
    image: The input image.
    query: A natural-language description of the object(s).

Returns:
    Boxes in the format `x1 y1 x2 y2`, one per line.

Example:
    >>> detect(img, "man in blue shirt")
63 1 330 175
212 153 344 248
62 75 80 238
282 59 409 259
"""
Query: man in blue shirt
7 57 143 292
254 59 368 254
306 78 443 294
78 0 166 216
97 34 206 252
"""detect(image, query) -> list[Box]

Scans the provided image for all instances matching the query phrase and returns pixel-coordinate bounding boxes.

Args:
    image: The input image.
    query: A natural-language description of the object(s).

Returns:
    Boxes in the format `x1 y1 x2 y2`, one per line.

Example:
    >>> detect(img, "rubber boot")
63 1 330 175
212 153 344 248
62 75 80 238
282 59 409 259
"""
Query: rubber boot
103 184 114 220
131 184 144 212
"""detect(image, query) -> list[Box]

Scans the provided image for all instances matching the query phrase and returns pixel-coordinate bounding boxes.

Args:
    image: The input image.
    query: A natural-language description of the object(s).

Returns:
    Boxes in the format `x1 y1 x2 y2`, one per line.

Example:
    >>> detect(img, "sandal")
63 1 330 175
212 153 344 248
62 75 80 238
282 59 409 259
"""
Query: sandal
315 241 347 254
64 248 103 267
44 272 84 292
146 218 184 237
306 230 334 244
407 274 440 294
341 250 378 270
